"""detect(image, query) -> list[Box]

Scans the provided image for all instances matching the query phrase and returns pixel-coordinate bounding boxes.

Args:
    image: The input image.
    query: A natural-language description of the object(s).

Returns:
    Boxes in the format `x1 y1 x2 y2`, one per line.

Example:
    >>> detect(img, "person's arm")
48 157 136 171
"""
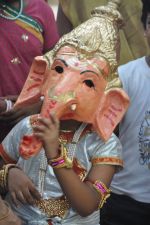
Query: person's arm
0 96 17 114
0 96 42 142
54 164 114 216
56 3 73 37
33 114 115 216
0 196 22 225
0 98 42 126
0 156 41 206
0 122 41 206
0 99 7 113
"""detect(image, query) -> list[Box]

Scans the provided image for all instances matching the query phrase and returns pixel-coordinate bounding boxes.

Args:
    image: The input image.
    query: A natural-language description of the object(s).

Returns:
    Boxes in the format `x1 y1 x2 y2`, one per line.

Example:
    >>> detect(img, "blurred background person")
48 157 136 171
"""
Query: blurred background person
57 0 149 65
0 0 59 141
100 0 150 224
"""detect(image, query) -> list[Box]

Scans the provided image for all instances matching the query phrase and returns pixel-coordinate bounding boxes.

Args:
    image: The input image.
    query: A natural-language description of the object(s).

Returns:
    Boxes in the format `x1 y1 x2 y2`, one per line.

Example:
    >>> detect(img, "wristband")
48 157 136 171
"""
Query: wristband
48 143 72 169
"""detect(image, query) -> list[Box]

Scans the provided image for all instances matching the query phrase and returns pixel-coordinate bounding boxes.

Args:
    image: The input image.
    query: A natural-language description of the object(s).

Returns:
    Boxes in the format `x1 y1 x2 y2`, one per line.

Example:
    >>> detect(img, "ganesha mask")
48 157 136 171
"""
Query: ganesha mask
14 0 130 159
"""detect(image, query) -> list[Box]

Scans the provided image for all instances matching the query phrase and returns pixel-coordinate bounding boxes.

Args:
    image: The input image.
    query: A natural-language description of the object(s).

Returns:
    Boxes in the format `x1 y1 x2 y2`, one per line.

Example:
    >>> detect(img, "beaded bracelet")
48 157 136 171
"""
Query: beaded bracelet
0 164 20 194
48 143 72 169
86 179 111 209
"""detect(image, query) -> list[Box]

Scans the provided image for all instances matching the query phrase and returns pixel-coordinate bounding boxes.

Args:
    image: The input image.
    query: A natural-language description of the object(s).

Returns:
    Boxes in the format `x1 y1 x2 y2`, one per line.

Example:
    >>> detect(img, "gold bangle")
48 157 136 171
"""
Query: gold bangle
0 201 10 221
86 179 111 209
48 143 72 169
93 180 111 209
0 169 5 194
0 164 21 194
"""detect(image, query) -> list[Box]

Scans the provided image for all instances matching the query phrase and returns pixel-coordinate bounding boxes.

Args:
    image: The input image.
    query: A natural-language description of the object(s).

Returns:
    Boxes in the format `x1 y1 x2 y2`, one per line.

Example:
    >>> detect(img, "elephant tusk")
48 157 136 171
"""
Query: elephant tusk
40 96 45 101
70 104 77 111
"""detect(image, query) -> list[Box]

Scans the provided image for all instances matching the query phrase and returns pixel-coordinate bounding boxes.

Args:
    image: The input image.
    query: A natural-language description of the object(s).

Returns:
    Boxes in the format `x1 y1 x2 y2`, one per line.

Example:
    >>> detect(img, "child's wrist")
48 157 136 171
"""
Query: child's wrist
47 143 72 169
46 151 60 160
45 142 60 160
0 164 21 195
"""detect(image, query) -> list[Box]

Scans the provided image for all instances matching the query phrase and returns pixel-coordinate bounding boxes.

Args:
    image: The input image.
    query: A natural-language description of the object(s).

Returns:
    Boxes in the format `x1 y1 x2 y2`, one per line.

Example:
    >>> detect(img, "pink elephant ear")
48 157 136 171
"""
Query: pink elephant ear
93 88 130 141
14 56 48 108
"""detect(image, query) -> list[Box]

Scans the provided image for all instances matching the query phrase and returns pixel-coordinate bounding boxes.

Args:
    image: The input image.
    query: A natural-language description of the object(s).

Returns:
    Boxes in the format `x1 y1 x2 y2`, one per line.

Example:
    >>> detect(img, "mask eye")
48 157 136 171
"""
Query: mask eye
83 80 95 88
55 66 64 73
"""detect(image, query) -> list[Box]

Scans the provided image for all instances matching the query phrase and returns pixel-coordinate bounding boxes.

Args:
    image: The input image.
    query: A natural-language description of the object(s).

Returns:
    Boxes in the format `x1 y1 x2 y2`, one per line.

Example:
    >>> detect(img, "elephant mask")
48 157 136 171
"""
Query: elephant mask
14 0 130 159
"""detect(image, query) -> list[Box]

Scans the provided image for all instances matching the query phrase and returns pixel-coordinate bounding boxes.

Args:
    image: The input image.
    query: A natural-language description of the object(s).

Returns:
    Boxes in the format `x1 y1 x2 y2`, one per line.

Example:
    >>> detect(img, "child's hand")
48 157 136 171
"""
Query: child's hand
33 113 60 159
8 168 41 206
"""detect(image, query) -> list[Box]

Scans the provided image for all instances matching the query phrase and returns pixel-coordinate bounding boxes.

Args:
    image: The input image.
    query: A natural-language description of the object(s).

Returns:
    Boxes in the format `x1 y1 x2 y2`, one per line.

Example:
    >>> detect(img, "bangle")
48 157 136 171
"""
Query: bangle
87 179 111 209
48 143 72 169
0 201 10 221
4 99 13 112
0 168 5 194
0 164 20 194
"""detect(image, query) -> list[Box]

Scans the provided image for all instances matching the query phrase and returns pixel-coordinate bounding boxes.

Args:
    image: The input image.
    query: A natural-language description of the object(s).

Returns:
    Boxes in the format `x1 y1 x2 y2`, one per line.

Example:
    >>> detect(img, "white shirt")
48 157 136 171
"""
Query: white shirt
111 56 150 203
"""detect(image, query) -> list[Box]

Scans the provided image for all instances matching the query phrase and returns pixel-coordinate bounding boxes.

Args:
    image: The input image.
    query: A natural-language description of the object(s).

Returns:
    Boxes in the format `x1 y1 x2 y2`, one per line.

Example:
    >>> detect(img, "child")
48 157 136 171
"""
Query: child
0 1 129 224
0 113 123 225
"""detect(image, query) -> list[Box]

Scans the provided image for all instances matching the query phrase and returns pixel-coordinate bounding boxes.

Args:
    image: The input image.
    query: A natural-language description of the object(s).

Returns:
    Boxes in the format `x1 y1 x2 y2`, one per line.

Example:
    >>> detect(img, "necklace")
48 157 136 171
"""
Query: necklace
38 122 88 195
67 123 87 160
0 0 23 20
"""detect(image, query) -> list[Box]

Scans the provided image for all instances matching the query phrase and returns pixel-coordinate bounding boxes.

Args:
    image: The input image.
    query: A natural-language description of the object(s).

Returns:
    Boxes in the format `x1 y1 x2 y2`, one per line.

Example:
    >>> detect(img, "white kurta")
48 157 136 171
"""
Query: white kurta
1 116 123 225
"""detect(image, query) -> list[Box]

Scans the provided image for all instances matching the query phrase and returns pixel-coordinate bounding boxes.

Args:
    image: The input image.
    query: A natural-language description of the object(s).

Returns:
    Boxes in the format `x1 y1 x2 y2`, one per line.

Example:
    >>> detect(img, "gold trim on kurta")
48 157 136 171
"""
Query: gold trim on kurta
73 158 87 181
91 157 123 166
0 144 17 164
15 20 44 44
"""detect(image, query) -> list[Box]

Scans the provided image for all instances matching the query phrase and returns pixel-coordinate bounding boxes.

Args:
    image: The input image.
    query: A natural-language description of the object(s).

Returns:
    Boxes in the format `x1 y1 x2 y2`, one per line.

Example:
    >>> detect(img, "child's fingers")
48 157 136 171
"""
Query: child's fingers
16 190 27 205
38 114 59 129
33 132 45 140
37 117 50 128
30 184 41 201
32 124 46 133
49 112 60 128
11 191 19 207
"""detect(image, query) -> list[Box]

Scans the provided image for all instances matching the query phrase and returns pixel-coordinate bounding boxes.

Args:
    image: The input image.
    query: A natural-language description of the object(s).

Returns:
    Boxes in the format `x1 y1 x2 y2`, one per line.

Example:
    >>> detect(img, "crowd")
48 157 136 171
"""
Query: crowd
0 0 149 225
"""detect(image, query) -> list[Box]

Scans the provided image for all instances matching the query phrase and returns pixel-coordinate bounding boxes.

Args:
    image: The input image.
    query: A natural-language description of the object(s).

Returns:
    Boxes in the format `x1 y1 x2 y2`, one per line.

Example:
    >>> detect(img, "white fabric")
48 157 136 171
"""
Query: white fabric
3 116 123 225
111 56 150 203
